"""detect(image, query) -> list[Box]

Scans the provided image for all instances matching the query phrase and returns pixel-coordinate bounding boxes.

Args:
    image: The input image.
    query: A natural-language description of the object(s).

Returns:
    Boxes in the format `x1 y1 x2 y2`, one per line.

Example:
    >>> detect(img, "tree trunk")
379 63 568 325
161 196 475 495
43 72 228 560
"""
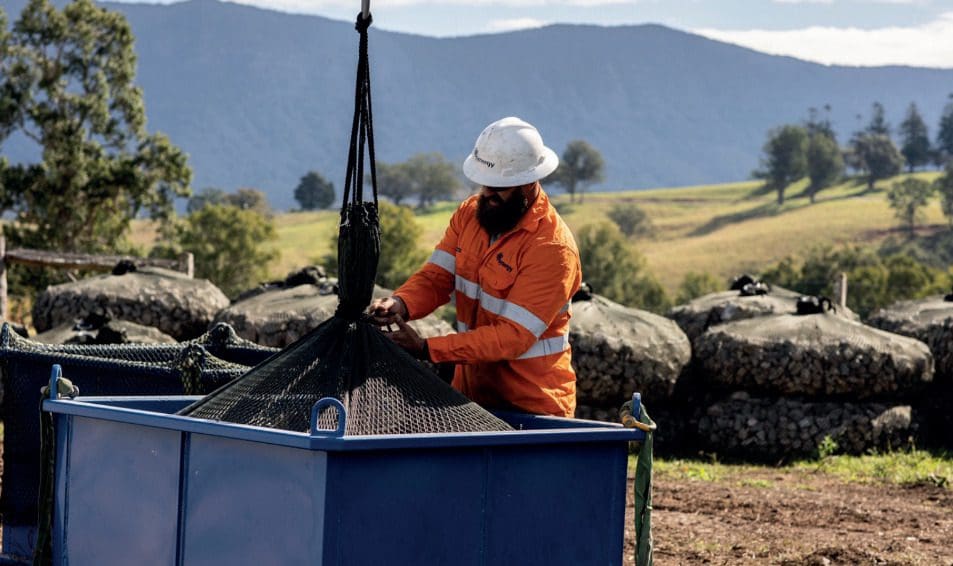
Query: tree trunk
777 186 785 205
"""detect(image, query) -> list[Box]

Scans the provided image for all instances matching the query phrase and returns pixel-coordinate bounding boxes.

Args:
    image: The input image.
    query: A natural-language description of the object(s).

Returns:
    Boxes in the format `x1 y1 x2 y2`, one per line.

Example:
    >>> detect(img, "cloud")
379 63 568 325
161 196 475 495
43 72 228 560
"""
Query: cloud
693 11 953 68
486 18 548 32
224 0 635 10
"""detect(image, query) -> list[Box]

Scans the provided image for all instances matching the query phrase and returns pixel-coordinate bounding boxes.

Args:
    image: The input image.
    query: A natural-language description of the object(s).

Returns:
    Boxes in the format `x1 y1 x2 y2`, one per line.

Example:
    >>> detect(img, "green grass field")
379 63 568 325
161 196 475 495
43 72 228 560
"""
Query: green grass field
129 172 946 290
257 172 945 289
642 448 953 489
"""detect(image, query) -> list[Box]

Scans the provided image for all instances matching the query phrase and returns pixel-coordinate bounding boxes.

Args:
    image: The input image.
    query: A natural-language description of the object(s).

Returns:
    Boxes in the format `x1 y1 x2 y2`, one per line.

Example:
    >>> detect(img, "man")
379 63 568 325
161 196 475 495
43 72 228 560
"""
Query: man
370 117 581 417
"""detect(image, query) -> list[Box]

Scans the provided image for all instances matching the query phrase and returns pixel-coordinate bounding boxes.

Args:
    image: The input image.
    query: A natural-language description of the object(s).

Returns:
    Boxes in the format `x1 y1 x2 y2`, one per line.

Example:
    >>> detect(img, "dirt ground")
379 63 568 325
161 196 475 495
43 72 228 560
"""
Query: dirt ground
623 468 953 566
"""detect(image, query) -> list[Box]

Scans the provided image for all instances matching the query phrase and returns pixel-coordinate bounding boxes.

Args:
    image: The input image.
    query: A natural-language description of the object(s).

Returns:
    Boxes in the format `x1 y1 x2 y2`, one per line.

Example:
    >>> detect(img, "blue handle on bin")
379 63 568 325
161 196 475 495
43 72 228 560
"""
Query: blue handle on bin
631 392 641 421
310 397 347 437
48 364 63 400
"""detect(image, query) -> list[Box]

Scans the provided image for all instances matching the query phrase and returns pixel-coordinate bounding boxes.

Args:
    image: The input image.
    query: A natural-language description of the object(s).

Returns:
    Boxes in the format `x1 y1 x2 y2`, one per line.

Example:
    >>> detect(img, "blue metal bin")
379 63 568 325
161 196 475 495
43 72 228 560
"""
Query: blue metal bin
42 371 645 566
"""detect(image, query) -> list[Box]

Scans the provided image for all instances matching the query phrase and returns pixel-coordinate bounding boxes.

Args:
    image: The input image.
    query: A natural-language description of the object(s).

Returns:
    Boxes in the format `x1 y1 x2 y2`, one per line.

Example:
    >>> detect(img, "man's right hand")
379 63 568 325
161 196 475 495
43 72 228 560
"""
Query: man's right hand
368 296 409 326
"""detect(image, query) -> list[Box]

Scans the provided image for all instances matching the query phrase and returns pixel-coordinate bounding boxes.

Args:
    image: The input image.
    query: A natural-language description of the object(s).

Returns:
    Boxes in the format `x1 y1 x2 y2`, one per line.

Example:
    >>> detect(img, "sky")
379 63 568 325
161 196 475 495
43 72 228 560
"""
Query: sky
110 0 953 67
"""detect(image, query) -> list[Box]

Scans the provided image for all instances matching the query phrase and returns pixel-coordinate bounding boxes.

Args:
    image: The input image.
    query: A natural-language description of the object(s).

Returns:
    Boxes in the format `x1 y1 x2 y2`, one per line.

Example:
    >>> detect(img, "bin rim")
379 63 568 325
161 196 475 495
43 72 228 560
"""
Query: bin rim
43 395 646 451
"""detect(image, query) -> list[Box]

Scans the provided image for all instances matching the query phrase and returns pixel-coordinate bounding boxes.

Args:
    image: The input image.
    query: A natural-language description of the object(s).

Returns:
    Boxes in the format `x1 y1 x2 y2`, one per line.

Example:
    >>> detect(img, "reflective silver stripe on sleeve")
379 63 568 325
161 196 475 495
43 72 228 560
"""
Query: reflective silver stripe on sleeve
479 293 548 338
559 301 571 314
428 249 456 274
456 321 468 333
455 275 481 300
517 334 570 360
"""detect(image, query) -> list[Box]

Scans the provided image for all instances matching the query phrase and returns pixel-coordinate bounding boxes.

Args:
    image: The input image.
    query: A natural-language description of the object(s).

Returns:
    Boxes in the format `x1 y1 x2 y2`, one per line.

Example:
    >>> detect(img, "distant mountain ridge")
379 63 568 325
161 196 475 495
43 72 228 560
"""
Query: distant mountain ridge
3 0 953 210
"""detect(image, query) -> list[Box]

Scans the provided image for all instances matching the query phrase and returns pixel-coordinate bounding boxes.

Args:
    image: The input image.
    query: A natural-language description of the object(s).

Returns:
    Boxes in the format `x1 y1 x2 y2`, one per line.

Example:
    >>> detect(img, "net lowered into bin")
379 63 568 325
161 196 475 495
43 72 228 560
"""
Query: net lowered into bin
178 13 511 435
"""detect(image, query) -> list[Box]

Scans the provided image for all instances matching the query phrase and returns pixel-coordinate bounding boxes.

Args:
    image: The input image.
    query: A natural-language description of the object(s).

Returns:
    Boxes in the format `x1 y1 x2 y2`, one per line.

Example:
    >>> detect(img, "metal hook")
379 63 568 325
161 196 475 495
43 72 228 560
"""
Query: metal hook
361 0 370 20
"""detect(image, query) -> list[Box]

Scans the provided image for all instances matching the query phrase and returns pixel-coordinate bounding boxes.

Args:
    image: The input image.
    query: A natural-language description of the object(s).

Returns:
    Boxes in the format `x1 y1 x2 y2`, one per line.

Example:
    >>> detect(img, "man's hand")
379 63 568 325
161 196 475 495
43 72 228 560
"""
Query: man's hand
368 296 408 326
382 315 428 359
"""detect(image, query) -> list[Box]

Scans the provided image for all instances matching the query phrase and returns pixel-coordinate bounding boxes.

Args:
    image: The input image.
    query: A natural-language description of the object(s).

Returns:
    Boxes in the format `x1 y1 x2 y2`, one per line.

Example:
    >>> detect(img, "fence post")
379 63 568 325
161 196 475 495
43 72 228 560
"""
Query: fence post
180 252 194 278
834 272 848 310
0 233 6 320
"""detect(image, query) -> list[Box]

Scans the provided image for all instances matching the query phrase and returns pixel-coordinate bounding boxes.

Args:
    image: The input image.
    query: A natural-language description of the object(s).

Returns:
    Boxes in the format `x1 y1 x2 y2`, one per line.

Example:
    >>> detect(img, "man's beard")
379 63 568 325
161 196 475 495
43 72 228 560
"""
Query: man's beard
477 192 530 236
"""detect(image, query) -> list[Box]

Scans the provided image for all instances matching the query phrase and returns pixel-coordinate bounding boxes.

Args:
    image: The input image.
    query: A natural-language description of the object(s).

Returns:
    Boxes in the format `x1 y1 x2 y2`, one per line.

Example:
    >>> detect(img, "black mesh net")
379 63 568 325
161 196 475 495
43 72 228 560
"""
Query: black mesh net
179 317 512 434
176 13 511 436
0 322 257 549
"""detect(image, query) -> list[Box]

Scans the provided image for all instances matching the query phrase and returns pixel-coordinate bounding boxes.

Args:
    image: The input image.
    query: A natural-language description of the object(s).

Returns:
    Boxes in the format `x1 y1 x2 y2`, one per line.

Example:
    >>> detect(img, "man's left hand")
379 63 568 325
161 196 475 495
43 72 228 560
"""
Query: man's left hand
382 315 428 359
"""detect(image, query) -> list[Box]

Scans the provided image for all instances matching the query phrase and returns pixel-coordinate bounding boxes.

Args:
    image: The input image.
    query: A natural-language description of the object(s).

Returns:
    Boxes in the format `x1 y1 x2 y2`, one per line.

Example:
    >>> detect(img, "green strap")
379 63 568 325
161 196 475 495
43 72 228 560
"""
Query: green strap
633 405 655 566
34 377 79 566
33 396 54 566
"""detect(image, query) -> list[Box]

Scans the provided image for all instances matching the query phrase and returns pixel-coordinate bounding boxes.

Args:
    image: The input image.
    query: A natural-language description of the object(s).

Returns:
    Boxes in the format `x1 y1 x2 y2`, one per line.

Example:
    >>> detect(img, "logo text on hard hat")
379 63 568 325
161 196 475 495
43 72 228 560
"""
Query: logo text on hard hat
473 149 495 169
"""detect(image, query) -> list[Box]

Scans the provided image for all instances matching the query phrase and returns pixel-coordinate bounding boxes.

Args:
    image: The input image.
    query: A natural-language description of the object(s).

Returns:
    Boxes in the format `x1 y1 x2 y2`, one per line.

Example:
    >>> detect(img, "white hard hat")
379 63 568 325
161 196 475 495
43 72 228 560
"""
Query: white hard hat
462 117 559 187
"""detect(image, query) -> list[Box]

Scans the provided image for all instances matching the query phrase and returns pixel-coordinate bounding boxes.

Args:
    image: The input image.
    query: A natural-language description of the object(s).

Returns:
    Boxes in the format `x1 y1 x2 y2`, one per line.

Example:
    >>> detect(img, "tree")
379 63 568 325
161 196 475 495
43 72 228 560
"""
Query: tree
755 125 808 205
760 244 945 318
376 153 460 208
404 153 461 209
676 271 722 304
935 159 953 227
899 103 931 172
0 0 190 257
866 102 890 136
936 93 953 162
887 177 935 237
376 161 414 205
225 187 270 215
806 132 844 203
805 105 836 139
762 245 883 317
163 204 278 299
849 133 904 190
882 253 940 305
759 256 802 290
294 171 335 210
188 187 269 215
376 202 427 289
548 140 605 203
574 223 670 312
187 187 227 213
319 201 427 289
606 202 654 238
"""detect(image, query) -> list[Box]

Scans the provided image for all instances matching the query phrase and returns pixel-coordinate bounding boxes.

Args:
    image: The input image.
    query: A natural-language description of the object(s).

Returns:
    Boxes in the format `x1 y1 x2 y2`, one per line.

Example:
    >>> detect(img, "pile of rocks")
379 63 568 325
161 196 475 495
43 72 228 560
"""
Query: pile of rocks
32 266 229 340
698 393 915 459
867 294 953 449
668 282 802 341
669 283 860 342
214 282 452 348
867 294 953 381
693 312 934 398
34 317 177 345
690 306 930 458
569 292 691 419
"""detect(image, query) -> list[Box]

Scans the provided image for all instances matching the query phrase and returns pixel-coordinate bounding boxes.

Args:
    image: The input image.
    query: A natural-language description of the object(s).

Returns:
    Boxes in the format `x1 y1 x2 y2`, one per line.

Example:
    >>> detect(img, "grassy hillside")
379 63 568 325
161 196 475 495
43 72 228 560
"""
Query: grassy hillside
130 172 947 292
258 172 946 290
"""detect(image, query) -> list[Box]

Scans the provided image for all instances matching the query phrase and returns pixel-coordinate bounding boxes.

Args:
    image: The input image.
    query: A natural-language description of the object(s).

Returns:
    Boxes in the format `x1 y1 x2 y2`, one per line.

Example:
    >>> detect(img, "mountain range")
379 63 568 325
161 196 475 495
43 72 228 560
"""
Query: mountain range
3 0 953 210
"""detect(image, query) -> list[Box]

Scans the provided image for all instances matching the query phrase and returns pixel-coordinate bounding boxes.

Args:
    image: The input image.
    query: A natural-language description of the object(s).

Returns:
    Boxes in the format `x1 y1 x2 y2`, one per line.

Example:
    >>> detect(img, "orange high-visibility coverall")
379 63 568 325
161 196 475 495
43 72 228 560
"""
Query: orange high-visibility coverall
394 189 581 417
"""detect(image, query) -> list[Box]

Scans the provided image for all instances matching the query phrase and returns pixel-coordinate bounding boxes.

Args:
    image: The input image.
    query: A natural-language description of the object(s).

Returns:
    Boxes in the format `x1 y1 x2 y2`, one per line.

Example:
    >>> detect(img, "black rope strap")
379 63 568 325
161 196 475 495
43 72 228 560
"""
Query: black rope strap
336 12 381 320
342 12 378 209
